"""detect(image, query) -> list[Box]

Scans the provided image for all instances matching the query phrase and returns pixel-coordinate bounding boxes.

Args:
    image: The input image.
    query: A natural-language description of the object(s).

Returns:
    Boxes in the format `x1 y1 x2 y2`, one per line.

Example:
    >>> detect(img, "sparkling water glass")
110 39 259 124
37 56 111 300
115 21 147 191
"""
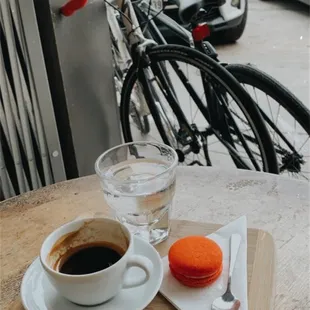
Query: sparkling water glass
95 142 178 245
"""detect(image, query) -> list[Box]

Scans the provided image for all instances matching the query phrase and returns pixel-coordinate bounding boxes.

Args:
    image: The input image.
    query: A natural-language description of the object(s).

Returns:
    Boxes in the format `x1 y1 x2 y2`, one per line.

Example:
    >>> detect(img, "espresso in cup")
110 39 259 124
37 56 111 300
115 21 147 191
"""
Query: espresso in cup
50 239 125 275
40 218 153 306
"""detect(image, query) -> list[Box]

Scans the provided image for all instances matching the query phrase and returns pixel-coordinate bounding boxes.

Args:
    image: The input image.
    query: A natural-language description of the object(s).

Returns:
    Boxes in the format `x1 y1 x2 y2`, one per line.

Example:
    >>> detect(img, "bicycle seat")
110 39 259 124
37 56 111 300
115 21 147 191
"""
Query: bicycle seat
174 0 225 24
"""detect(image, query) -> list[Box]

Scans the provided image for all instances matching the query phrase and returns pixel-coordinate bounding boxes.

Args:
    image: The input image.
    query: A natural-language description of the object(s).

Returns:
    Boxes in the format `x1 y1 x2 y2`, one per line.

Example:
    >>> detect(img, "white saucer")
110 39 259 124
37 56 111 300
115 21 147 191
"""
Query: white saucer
21 236 163 310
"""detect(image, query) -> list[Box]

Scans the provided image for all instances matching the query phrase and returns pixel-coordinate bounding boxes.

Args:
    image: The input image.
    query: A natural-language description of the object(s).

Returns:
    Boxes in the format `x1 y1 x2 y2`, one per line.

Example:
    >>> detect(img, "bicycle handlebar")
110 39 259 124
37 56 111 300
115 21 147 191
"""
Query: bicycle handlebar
60 0 88 16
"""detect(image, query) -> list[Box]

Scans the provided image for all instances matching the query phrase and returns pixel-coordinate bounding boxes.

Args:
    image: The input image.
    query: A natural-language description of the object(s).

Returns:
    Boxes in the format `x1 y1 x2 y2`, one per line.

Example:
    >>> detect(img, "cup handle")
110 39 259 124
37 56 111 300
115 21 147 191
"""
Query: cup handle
122 255 153 289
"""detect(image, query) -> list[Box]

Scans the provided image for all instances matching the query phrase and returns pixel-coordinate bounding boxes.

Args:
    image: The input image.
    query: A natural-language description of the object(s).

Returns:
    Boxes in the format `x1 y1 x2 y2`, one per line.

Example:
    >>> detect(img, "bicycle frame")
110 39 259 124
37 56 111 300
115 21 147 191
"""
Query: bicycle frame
107 0 201 147
108 0 260 169
134 1 293 169
111 0 146 44
142 3 262 168
108 6 132 72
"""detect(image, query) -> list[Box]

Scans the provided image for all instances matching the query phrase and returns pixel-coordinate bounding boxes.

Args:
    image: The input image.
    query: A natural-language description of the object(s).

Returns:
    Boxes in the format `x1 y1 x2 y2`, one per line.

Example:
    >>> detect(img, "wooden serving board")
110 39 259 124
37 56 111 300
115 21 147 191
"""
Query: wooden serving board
148 220 276 310
8 219 275 310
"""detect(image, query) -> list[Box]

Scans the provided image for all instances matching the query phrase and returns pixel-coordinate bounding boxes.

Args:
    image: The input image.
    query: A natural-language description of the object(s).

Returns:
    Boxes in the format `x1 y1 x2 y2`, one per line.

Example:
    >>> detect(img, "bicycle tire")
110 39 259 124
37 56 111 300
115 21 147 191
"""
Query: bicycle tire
226 63 310 178
120 44 279 173
226 64 310 135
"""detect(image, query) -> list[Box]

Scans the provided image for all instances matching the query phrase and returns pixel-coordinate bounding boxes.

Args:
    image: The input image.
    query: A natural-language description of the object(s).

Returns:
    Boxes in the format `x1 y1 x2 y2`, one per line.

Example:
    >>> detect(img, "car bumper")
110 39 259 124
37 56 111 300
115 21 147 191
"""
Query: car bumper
162 0 246 32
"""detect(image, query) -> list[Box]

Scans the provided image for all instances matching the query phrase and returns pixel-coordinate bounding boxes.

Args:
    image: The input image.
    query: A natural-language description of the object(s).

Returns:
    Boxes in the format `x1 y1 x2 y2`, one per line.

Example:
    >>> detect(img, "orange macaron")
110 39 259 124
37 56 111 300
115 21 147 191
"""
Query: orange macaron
168 236 223 288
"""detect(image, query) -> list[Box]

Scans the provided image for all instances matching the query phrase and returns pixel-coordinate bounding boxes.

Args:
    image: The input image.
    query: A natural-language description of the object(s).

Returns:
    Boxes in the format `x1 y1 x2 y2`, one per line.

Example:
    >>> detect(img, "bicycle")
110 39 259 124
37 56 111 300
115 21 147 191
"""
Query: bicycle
119 0 310 179
104 0 279 173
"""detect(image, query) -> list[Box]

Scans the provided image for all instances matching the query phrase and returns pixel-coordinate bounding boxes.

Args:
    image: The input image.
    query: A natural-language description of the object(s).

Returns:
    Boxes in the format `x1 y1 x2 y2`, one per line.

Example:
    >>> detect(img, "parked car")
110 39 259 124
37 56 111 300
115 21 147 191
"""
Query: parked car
158 0 248 43
260 0 309 6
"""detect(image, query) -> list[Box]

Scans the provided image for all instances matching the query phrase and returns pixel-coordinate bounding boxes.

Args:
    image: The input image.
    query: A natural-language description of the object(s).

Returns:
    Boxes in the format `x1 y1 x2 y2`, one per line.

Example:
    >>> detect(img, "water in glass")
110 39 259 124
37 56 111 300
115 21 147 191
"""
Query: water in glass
95 142 177 245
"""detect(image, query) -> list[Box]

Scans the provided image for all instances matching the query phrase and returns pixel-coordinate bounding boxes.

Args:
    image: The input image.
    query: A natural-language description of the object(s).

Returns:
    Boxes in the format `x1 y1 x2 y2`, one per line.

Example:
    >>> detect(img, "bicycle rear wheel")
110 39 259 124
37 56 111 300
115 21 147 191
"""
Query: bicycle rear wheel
121 45 279 173
226 64 310 180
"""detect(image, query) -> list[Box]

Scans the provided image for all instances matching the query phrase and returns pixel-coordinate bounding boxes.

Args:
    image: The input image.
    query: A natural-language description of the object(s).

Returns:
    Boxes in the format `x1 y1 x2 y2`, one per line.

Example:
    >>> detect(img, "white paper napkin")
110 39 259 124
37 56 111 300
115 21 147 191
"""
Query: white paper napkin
160 216 248 310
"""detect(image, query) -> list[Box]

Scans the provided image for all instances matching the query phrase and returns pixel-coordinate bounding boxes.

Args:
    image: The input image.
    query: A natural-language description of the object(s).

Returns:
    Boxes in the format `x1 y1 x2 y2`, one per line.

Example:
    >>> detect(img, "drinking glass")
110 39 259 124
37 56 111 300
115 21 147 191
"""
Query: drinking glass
95 142 178 245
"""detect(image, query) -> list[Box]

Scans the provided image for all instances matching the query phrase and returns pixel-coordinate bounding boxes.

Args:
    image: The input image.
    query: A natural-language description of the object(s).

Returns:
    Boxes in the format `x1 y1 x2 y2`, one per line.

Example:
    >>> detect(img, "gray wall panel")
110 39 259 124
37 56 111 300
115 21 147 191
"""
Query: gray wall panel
38 0 121 177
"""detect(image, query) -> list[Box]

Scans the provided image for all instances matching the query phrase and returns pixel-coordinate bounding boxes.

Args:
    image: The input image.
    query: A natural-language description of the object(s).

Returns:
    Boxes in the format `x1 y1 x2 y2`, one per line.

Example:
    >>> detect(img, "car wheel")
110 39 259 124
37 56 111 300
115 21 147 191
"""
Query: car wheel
211 0 248 43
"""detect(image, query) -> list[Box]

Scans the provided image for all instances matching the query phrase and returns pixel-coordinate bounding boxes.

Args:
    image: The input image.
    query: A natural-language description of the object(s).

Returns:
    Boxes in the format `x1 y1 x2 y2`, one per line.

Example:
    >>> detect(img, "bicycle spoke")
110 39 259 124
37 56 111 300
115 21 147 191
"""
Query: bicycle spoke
214 91 261 170
207 149 263 162
300 174 309 181
186 64 194 123
266 93 275 124
245 85 279 146
229 66 309 179
263 94 281 147
296 136 309 154
294 118 297 149
253 104 302 162
274 104 281 130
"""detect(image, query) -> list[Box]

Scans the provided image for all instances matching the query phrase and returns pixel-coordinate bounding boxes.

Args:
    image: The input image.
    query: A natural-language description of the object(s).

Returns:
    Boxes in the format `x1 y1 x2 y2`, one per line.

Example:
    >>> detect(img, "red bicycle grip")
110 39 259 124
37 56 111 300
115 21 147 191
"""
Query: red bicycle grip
60 0 88 16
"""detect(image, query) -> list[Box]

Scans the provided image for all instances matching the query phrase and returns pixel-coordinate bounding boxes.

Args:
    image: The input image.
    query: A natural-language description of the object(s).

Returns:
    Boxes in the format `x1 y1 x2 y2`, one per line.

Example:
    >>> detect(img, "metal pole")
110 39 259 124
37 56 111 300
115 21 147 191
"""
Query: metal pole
10 0 39 143
0 30 26 193
0 141 11 199
1 0 39 189
16 0 66 182
0 99 11 149
5 74 24 147
0 93 30 193
12 0 53 185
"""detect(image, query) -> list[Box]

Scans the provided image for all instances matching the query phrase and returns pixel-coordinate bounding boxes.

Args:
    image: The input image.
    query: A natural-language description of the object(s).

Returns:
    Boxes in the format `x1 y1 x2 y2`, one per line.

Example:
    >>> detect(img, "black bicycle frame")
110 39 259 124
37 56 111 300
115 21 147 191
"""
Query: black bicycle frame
136 4 293 164
133 3 259 169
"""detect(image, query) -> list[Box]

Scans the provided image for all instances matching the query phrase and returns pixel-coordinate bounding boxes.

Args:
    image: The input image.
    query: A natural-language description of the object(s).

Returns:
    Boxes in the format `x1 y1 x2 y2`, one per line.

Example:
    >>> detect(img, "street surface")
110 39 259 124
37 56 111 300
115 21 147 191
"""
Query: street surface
218 0 309 106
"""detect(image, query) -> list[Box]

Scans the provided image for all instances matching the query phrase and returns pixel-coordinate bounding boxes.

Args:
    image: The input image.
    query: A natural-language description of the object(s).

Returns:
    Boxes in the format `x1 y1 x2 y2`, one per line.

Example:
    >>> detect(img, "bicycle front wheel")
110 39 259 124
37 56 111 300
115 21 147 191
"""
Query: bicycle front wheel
227 64 310 180
121 45 278 173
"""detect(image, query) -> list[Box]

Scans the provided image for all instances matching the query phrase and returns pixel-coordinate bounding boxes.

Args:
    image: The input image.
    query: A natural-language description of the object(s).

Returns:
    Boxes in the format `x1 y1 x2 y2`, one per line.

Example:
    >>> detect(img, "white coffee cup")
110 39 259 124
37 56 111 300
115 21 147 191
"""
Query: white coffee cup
40 217 153 306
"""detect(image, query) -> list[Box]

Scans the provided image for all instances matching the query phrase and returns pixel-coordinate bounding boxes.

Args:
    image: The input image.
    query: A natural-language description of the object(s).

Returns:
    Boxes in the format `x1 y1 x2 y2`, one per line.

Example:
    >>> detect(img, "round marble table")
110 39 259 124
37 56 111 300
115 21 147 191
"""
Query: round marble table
0 167 309 310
